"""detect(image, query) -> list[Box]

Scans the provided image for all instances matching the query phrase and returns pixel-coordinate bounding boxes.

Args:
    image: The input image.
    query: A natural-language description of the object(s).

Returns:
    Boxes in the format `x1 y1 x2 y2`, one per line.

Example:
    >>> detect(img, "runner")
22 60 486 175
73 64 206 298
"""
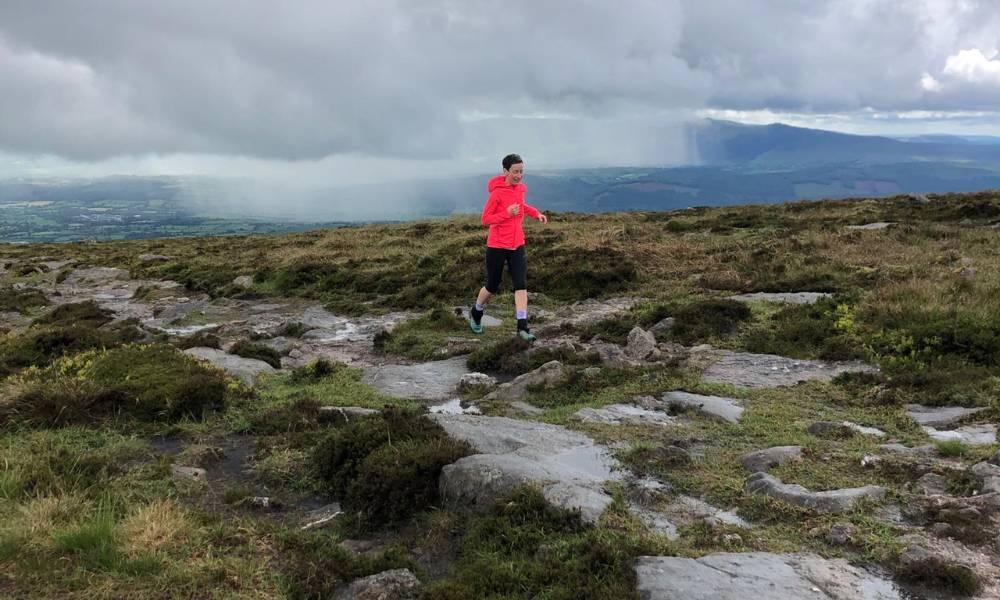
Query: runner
469 154 548 340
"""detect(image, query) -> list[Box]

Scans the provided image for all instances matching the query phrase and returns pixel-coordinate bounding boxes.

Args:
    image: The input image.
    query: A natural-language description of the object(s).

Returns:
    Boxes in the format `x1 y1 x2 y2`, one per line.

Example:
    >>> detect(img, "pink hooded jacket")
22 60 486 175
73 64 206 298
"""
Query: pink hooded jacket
480 175 541 249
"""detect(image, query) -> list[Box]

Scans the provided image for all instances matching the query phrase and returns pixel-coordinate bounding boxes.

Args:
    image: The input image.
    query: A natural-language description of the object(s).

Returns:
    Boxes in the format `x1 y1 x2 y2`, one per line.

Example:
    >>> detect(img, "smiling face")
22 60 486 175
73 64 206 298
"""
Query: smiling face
504 162 524 186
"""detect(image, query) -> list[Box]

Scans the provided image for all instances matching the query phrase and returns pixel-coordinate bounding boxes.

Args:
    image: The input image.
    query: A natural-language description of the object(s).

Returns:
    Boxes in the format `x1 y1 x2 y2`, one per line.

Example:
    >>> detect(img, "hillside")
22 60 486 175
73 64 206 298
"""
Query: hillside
1 191 1000 598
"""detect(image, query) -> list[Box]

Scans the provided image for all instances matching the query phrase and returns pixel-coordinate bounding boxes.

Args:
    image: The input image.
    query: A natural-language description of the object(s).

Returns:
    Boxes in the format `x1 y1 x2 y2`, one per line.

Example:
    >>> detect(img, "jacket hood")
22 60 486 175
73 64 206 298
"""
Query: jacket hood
488 175 522 192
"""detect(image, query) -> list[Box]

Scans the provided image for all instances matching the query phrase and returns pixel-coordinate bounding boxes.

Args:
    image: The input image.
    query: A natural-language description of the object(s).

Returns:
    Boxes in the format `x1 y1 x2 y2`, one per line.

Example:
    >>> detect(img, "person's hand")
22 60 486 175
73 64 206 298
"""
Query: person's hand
507 203 520 216
538 213 548 224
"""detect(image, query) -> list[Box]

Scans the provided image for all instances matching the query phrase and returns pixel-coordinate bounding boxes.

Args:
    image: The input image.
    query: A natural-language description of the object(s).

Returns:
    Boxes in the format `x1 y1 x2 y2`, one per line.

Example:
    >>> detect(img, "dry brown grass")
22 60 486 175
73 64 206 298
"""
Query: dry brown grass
121 499 192 558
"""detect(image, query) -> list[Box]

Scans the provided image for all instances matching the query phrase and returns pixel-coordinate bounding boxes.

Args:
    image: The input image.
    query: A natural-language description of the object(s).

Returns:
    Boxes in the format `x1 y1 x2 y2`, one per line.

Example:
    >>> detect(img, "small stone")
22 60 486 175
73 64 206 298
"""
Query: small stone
625 326 657 360
242 496 274 509
826 522 856 546
633 395 660 411
649 317 675 336
990 449 1000 466
334 568 420 600
741 446 803 473
656 445 692 466
721 533 743 545
628 477 673 506
170 465 207 483
458 372 497 393
138 253 169 263
937 507 982 524
581 367 603 377
928 522 952 537
232 275 254 288
916 473 949 496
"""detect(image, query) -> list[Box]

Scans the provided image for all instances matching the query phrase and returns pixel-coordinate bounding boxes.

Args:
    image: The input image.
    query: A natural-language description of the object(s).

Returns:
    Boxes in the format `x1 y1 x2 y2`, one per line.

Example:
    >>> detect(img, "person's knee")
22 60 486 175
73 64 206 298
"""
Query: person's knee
485 282 500 294
512 277 527 292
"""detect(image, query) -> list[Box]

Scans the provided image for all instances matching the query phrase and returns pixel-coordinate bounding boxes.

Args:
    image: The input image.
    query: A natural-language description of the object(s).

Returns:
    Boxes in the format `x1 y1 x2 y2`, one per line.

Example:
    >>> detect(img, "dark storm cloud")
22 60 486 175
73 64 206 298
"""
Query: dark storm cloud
0 1 998 163
0 0 703 161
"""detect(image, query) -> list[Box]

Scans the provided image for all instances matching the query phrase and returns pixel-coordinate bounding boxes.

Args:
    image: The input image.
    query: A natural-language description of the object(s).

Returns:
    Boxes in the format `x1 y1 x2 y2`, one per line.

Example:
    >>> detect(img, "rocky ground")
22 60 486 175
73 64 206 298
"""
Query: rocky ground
3 257 999 599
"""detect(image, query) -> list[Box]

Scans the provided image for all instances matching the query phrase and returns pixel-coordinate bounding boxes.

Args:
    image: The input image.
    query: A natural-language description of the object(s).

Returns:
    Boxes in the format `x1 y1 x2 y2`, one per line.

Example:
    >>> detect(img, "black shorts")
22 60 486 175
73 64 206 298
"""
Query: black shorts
484 245 527 293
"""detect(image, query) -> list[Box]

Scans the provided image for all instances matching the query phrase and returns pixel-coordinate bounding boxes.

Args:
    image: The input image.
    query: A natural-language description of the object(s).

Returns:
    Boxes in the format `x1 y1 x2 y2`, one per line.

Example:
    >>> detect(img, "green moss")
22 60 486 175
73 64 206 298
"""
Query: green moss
0 320 144 378
274 529 414 599
742 298 864 361
32 300 113 328
176 330 222 350
425 488 671 600
374 307 468 359
0 286 49 314
1 344 228 426
667 298 752 344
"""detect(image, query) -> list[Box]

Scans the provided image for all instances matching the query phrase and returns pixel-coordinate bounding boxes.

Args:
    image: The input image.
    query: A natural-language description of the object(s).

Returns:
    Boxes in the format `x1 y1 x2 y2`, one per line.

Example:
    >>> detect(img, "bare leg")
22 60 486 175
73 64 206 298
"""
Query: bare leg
476 287 493 307
514 289 527 313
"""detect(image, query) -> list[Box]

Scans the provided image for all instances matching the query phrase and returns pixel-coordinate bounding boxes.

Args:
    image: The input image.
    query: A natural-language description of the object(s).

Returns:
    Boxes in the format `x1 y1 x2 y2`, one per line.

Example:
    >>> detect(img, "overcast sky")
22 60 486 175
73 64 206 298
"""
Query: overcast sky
2 0 1000 183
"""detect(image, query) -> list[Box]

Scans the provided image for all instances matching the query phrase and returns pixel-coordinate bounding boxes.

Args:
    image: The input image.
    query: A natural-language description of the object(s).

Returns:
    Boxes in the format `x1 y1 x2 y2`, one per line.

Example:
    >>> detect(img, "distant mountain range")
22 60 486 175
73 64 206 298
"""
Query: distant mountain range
3 120 1000 240
687 119 1000 168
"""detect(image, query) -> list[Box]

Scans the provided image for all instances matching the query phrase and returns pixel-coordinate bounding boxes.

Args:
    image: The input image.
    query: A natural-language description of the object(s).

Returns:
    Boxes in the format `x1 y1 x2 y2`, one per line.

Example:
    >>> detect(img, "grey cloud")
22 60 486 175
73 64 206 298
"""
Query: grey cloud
1 0 999 164
0 0 704 161
678 0 1000 112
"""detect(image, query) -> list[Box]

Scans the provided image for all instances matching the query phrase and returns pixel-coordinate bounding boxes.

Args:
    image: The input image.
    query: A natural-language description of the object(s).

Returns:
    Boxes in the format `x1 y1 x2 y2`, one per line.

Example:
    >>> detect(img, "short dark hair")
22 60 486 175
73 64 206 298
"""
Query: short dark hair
502 154 523 171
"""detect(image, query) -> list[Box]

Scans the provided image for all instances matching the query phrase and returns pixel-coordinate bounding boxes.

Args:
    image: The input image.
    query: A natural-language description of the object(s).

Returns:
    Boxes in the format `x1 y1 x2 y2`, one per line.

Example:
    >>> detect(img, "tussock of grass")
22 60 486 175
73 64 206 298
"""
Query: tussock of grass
374 307 468 360
0 344 229 427
229 339 281 369
313 407 472 529
424 487 672 599
175 330 221 350
0 286 49 314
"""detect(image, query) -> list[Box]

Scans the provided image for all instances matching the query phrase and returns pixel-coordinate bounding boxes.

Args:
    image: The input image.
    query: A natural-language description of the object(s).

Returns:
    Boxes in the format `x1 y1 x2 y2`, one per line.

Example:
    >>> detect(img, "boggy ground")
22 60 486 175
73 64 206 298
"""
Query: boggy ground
0 191 999 598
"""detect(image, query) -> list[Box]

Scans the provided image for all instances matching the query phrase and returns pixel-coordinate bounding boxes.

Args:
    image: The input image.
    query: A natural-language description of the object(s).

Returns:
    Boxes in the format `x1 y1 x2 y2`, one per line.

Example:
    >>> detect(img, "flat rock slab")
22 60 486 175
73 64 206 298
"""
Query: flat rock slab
693 348 877 389
536 297 639 332
362 357 469 401
663 391 743 423
61 266 130 285
183 347 276 386
430 414 620 522
906 404 988 428
728 292 832 305
573 404 675 426
664 495 750 529
636 552 904 599
846 222 895 230
745 472 885 514
923 424 997 445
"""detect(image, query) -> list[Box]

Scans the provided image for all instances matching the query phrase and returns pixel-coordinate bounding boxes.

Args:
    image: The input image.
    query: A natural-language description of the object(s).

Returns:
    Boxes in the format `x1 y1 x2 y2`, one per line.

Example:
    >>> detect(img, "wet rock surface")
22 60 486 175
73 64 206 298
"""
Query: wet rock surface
663 391 744 423
922 424 997 445
636 552 905 599
430 414 620 522
906 404 988 428
361 357 470 401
